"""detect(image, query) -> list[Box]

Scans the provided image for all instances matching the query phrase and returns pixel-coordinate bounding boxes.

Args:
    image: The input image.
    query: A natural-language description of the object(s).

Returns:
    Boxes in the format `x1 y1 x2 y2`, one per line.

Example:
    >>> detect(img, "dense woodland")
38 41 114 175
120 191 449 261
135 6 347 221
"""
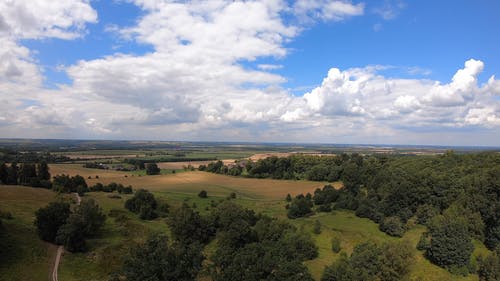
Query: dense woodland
205 152 500 276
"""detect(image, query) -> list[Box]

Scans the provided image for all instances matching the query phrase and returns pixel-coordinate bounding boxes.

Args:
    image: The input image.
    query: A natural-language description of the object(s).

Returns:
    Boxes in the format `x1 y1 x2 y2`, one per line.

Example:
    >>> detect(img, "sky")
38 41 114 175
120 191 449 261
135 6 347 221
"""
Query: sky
0 0 499 146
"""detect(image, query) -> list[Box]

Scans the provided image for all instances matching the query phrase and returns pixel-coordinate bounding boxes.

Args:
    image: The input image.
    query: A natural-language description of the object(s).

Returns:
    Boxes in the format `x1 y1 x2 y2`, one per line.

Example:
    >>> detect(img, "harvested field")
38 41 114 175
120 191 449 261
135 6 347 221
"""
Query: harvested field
64 154 141 160
247 152 335 161
49 164 339 200
157 159 236 170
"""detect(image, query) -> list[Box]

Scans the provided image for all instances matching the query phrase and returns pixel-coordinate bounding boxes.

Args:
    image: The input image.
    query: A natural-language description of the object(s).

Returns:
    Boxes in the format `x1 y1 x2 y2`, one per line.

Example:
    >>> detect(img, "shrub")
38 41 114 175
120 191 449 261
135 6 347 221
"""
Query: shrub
478 251 500 281
125 189 158 220
379 216 406 237
198 190 208 198
332 237 342 253
313 220 321 234
145 163 160 175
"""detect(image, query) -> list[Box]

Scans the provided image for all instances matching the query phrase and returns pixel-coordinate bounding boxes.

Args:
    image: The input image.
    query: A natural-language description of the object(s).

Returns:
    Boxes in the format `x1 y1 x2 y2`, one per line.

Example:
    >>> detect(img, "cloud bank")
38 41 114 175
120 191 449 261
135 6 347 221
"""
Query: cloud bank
0 0 498 145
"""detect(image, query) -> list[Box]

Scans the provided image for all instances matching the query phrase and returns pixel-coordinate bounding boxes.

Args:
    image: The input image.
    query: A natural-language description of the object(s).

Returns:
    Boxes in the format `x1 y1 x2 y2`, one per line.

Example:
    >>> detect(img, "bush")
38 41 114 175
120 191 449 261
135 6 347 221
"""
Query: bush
287 195 313 219
125 189 158 220
198 190 208 198
379 216 406 237
478 251 500 281
332 237 342 253
145 163 160 175
313 220 321 234
416 204 440 225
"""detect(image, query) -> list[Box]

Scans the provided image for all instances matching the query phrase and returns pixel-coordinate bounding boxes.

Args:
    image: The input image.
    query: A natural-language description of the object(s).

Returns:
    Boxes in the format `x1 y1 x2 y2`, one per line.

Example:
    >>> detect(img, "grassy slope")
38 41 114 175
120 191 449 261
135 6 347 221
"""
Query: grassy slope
0 186 58 281
1 168 491 281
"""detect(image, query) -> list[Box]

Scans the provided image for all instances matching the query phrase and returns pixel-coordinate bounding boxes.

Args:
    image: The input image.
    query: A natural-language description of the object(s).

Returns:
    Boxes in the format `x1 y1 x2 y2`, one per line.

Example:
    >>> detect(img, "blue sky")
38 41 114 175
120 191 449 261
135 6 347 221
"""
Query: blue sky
0 0 499 145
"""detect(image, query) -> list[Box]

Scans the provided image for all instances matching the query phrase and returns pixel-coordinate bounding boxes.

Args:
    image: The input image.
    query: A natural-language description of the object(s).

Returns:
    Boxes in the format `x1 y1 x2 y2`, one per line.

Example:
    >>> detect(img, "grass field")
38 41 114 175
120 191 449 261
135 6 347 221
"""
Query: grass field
1 168 491 281
0 186 58 281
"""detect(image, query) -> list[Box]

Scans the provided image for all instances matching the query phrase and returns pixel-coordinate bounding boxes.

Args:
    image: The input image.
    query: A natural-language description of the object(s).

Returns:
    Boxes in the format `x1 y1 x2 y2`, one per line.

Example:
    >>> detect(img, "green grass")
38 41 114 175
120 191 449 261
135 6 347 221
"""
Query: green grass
0 185 58 281
0 178 492 281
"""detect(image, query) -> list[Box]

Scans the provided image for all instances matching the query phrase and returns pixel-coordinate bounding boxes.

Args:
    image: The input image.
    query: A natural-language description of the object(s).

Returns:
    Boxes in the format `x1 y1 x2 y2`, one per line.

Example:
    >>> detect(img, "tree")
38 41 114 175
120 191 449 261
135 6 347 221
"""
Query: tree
145 163 160 175
6 162 18 185
54 199 106 253
121 234 204 281
379 216 406 237
416 204 440 225
34 202 71 242
18 163 37 185
125 189 157 220
321 253 353 281
0 162 7 184
76 199 106 237
321 241 413 281
37 161 51 181
55 213 87 252
478 251 500 281
285 193 292 202
198 190 208 198
426 215 474 270
287 195 313 219
168 204 213 244
211 205 317 281
52 174 88 193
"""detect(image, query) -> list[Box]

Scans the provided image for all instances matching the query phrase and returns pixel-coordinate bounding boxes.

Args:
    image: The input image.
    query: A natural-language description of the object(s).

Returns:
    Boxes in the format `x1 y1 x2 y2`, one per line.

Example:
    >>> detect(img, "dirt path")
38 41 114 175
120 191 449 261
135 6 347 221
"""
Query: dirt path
51 193 81 281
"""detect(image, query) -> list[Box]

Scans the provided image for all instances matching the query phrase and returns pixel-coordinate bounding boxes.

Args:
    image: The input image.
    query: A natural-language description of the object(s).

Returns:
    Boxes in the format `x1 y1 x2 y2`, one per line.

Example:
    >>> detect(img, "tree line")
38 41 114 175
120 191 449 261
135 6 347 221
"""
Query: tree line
0 149 70 163
0 161 51 188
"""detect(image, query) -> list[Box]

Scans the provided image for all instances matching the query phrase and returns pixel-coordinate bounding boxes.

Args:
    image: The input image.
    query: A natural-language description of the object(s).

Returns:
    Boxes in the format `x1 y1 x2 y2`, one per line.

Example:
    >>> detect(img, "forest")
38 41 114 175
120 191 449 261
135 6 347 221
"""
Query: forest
204 151 500 277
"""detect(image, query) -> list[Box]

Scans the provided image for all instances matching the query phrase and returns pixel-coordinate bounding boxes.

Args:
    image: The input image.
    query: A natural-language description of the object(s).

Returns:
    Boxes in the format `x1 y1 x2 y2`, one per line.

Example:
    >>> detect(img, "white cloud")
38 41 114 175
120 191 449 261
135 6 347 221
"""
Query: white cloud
373 0 406 20
423 59 483 106
293 0 364 22
289 59 500 131
258 64 284 70
0 0 97 40
465 108 500 127
0 0 498 145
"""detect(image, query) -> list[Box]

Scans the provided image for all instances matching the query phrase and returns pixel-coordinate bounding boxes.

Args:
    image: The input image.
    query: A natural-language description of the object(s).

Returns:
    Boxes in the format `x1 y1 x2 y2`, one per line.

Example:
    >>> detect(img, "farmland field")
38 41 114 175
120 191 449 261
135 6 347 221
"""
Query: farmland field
50 164 334 199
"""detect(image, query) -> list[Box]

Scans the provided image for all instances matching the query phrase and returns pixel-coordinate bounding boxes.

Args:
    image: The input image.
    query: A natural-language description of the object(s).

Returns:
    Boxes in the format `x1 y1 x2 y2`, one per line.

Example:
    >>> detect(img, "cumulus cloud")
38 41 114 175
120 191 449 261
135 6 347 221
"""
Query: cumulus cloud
0 0 498 145
0 0 97 130
286 59 500 131
0 0 97 39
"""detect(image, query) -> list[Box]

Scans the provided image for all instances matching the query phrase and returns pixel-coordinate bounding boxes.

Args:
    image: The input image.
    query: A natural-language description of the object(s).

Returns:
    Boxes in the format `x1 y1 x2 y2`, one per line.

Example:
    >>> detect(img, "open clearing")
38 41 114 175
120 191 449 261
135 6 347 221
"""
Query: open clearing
50 164 334 200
